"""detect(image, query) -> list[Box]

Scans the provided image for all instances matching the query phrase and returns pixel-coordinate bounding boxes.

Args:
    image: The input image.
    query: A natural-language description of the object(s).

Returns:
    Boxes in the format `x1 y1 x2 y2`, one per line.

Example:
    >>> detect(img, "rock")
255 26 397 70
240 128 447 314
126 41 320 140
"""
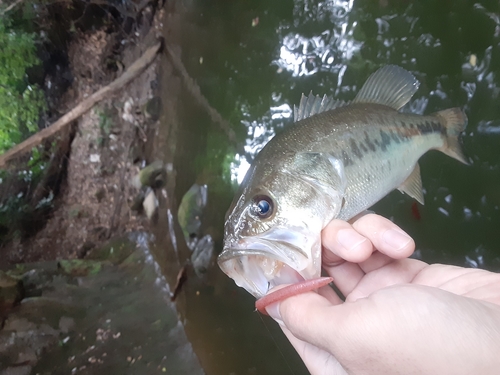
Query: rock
144 96 161 121
3 318 36 332
16 262 61 298
122 98 135 123
0 233 203 375
89 154 100 163
95 187 106 202
68 204 84 218
58 316 75 333
15 347 37 364
0 272 24 311
118 248 145 267
138 160 166 188
58 260 103 276
177 183 208 245
78 241 95 258
130 188 147 212
143 189 158 220
6 296 79 333
191 235 214 278
86 237 137 264
38 323 59 336
0 365 32 375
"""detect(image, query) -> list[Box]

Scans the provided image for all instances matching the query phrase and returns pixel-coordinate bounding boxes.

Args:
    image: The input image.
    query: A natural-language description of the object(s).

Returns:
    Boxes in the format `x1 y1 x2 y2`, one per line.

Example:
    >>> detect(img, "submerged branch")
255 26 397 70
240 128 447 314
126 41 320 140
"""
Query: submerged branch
0 41 162 169
164 43 238 146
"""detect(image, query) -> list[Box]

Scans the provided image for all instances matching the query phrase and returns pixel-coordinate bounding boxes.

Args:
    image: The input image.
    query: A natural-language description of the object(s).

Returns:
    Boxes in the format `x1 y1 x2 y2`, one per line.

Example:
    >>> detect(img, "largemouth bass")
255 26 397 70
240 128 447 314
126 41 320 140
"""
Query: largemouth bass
218 65 467 298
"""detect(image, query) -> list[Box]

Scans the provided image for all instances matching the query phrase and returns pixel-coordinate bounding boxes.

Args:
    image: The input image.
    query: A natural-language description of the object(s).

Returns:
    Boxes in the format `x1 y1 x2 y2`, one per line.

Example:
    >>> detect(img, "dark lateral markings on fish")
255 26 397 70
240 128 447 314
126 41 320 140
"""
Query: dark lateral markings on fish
218 64 469 303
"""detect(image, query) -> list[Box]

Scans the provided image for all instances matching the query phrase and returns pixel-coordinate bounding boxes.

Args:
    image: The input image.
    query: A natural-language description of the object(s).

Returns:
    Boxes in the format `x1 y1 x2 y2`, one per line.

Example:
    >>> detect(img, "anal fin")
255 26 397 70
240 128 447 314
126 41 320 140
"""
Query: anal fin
398 163 424 205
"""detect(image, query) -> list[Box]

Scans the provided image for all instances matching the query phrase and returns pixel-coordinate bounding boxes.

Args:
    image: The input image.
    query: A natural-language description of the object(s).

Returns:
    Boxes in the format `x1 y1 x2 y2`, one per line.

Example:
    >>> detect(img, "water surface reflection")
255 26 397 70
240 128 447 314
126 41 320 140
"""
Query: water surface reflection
161 0 500 373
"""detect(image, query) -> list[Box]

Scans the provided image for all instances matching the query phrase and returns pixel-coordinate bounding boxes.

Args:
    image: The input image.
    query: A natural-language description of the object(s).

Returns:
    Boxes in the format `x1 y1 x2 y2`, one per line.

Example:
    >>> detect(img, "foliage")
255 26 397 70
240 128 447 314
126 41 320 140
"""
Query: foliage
97 107 114 146
0 18 45 153
0 145 51 242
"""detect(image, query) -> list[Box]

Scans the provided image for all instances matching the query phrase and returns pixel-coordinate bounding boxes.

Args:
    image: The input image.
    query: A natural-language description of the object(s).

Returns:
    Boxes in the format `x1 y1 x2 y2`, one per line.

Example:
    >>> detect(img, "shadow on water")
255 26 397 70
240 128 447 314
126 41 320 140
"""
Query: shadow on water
152 0 500 374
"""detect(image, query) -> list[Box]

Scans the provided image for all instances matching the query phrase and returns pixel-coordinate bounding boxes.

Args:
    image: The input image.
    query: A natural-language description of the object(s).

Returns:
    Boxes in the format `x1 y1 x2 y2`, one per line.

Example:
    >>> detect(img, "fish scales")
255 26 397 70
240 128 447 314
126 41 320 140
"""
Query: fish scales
218 65 468 299
258 103 445 220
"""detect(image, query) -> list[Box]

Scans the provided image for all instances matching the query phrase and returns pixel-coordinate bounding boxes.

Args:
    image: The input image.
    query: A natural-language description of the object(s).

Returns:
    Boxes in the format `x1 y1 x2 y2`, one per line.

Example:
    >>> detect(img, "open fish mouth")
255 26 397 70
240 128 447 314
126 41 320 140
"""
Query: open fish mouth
218 250 305 298
218 228 321 298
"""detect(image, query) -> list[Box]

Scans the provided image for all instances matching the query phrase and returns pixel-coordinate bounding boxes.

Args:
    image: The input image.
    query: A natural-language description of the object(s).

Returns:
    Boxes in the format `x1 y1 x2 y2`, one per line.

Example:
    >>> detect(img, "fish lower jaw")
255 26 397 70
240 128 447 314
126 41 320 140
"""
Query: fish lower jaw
270 261 305 287
219 254 305 298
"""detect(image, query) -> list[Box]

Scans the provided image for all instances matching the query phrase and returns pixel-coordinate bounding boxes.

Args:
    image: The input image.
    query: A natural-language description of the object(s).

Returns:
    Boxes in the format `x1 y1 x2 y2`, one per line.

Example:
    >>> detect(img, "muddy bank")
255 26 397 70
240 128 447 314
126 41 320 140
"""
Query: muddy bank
0 1 208 372
1 2 165 265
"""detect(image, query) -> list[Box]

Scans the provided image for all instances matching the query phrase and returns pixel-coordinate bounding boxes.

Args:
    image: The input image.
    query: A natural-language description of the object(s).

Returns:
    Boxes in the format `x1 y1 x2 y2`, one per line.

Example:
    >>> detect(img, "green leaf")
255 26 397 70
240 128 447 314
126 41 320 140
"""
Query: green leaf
0 18 46 154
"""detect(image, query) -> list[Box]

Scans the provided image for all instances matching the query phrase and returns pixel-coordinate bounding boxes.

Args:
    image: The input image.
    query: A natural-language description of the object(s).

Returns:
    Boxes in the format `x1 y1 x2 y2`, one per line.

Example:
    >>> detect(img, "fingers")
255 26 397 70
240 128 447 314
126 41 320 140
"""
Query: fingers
266 289 360 367
412 264 500 305
351 214 415 259
322 214 415 264
322 219 374 264
256 277 335 314
321 214 416 297
274 283 500 375
358 251 395 274
322 261 365 297
318 282 345 305
346 258 427 301
266 291 339 350
280 326 347 375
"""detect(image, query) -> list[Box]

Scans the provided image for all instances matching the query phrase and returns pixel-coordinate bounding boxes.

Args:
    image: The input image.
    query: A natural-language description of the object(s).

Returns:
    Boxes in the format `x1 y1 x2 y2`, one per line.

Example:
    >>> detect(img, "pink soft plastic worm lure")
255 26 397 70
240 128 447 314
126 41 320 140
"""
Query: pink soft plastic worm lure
255 277 334 315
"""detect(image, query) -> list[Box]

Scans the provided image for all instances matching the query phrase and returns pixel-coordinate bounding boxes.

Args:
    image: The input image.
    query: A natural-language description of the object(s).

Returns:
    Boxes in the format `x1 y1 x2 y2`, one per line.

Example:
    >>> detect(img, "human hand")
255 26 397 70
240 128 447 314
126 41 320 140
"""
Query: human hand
265 214 500 375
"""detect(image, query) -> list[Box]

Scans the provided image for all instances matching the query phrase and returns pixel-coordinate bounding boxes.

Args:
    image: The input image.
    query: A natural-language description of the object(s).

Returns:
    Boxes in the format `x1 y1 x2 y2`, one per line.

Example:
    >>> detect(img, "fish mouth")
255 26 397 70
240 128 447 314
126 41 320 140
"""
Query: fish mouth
218 228 321 298
218 249 305 298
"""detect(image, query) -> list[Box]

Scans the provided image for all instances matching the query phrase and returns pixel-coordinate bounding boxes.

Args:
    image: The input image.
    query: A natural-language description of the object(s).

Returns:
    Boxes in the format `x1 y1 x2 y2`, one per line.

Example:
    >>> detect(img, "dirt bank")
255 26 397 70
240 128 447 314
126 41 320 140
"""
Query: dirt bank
1 2 165 265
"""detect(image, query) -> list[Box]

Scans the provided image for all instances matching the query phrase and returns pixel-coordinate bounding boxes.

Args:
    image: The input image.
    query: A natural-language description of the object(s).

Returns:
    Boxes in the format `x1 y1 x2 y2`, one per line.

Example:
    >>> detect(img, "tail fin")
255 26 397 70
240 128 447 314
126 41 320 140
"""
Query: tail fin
434 108 469 165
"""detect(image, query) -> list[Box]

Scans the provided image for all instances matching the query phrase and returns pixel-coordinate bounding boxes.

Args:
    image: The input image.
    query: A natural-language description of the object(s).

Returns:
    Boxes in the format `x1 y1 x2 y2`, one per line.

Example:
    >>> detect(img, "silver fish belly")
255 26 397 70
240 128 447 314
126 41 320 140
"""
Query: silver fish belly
218 65 468 298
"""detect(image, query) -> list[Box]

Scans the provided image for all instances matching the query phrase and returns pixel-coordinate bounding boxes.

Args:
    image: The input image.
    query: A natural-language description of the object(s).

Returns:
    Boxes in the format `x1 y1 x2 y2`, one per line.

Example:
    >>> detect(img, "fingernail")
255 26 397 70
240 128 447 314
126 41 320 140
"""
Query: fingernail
382 229 412 251
265 302 284 325
337 229 368 252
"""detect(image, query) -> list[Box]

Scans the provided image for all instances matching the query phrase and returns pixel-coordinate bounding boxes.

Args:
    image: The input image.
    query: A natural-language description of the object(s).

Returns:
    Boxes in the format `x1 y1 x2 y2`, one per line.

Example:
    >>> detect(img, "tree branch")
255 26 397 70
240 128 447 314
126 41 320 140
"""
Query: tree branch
0 40 162 169
0 0 24 16
164 43 238 146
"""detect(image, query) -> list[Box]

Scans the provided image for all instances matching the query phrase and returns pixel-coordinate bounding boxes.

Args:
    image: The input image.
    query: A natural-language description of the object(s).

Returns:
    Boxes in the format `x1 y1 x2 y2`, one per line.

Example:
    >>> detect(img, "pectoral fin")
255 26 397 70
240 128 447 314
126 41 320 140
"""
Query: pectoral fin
398 163 424 204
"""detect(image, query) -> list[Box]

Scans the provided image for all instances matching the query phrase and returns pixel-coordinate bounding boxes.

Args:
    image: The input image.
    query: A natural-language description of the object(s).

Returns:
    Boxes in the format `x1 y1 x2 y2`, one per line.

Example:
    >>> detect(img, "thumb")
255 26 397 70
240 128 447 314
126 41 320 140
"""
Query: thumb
266 290 351 353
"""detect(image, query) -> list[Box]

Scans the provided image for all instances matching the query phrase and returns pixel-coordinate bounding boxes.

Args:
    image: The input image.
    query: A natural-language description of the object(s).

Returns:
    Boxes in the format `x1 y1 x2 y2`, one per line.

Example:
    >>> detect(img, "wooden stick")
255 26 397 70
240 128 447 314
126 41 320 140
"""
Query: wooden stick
0 0 24 16
0 41 162 169
164 43 238 145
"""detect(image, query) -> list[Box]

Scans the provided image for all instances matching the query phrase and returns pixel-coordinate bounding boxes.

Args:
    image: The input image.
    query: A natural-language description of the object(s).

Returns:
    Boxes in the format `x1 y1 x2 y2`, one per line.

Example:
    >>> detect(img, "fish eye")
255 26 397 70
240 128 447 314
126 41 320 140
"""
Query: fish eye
251 195 274 219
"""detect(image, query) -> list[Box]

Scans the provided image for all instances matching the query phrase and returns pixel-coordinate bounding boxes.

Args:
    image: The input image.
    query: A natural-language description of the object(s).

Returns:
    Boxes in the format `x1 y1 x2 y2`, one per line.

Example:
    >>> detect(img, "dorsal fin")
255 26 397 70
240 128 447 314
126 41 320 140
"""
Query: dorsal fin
294 92 348 122
353 65 420 110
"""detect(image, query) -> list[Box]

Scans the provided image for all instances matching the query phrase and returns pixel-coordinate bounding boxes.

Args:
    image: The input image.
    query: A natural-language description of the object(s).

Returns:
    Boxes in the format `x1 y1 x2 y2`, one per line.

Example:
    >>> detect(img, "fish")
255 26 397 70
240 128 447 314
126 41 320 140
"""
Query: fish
218 65 468 299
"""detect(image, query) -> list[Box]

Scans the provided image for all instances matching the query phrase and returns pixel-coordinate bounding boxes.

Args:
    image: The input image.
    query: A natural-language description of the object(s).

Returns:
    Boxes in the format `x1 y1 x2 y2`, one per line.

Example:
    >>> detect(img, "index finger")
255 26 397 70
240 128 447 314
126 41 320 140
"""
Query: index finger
321 214 415 296
352 214 415 259
322 214 415 264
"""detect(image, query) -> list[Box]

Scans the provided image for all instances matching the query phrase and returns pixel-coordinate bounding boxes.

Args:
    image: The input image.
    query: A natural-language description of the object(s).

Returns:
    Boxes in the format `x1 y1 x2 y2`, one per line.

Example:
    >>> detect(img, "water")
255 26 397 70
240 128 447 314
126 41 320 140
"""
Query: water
158 0 500 373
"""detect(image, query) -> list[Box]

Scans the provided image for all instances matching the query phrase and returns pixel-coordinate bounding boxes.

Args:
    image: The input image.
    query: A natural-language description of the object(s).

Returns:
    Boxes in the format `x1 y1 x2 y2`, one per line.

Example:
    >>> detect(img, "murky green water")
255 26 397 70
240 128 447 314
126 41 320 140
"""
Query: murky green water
162 0 500 373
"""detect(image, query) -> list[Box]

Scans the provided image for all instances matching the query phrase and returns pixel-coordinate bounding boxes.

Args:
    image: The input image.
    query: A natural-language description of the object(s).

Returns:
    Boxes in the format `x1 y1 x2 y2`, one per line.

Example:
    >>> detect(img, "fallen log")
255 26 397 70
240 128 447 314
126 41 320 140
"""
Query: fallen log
0 40 162 169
